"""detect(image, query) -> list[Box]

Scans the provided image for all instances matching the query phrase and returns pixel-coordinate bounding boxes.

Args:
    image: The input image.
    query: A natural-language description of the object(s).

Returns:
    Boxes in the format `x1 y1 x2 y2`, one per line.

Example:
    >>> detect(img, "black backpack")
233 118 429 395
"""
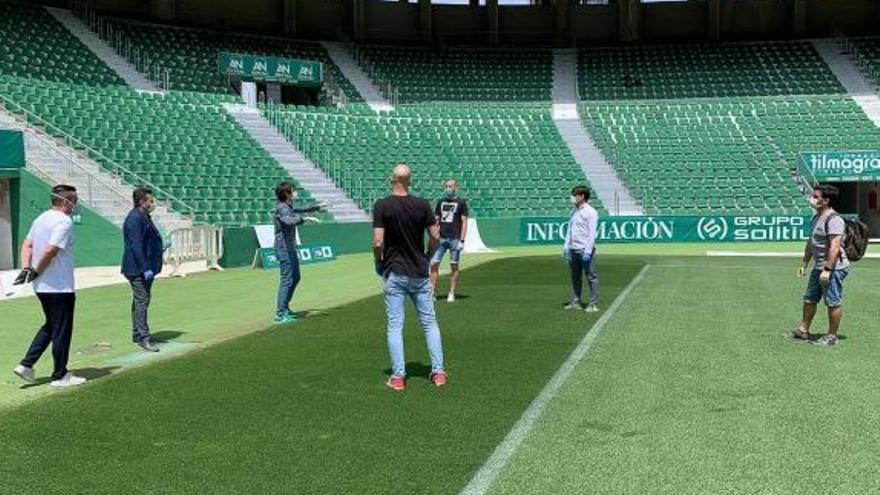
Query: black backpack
825 213 870 262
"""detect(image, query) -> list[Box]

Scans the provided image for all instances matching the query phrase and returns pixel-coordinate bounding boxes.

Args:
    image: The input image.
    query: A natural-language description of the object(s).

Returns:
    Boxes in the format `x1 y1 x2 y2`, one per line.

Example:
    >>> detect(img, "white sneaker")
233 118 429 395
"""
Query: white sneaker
584 305 600 313
12 364 36 384
447 293 455 303
50 373 87 388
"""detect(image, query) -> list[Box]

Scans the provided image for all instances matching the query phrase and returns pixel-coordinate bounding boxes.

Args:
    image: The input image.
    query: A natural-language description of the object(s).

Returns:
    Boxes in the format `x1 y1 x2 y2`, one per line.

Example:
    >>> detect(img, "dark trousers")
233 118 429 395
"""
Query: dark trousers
128 276 154 343
568 249 600 306
21 292 76 381
276 250 301 317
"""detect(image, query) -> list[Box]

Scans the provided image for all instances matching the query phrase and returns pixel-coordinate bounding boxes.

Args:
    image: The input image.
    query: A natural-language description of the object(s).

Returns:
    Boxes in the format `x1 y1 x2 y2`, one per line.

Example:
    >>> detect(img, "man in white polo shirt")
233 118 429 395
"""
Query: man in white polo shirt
563 185 600 313
12 184 86 388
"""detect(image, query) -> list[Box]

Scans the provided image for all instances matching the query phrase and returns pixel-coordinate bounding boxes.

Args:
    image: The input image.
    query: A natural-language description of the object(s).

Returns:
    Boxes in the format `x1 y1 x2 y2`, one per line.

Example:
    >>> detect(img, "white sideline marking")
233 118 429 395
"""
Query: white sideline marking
707 251 880 259
459 264 651 495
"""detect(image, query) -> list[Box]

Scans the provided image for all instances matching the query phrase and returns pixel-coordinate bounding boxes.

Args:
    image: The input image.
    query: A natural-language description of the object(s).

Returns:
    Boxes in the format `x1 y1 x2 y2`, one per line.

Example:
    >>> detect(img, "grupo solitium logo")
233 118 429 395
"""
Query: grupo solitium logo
697 217 729 240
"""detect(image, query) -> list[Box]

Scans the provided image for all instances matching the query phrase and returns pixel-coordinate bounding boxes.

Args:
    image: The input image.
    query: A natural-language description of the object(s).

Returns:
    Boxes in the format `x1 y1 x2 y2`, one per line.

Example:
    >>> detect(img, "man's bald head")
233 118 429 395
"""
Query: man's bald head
391 163 412 188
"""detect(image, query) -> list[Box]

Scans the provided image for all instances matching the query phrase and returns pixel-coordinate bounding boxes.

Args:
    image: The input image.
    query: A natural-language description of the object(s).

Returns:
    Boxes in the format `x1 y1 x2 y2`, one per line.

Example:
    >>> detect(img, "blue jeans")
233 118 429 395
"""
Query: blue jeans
804 267 849 307
384 272 444 377
431 238 462 265
568 248 599 306
276 250 301 317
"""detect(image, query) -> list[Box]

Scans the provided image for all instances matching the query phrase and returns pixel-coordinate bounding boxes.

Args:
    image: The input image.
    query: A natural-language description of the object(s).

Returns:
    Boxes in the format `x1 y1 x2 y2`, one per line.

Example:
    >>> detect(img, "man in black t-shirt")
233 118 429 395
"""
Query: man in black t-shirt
373 163 447 391
430 179 469 302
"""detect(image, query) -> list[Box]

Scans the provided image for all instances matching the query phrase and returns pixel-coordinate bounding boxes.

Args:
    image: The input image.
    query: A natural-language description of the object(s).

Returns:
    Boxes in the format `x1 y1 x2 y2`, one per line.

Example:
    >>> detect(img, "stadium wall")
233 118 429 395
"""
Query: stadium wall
219 214 812 268
12 170 122 268
296 0 351 40
81 0 880 45
720 0 791 40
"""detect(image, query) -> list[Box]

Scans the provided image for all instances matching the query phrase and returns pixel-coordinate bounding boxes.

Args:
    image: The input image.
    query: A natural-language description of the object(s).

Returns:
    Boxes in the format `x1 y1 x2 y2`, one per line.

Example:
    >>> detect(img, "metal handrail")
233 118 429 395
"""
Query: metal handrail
0 92 195 217
3 112 132 209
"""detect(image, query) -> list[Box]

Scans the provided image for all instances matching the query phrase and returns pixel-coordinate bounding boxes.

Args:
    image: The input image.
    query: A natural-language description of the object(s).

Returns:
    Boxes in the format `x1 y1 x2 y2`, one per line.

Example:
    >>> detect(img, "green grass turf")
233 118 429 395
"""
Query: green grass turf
0 243 796 408
0 254 388 409
489 257 880 495
0 255 643 494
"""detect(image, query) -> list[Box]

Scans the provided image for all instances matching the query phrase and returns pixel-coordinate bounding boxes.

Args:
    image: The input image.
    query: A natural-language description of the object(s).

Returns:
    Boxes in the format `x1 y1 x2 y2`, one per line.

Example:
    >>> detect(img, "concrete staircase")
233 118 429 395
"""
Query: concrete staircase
0 107 191 231
551 50 642 216
45 7 160 92
813 38 880 128
322 42 394 112
551 49 580 120
225 105 370 223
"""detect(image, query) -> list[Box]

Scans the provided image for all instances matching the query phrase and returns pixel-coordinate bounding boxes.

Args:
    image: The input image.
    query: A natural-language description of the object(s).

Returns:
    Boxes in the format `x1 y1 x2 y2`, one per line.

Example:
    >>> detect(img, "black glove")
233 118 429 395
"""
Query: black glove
13 267 38 285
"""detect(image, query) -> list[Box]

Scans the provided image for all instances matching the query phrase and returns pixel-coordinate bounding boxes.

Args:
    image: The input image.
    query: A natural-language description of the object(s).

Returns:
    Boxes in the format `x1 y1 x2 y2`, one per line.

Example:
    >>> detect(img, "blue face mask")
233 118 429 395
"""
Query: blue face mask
445 188 455 198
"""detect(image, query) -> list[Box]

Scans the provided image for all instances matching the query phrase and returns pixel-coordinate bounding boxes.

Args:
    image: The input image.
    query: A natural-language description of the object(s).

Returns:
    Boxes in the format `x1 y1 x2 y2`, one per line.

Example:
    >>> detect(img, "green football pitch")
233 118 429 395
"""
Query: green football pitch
1 247 878 494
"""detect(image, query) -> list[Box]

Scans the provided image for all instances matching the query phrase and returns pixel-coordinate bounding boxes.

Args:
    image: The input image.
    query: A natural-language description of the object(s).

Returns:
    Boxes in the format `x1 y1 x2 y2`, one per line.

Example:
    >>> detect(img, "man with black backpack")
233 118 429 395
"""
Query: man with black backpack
787 184 868 346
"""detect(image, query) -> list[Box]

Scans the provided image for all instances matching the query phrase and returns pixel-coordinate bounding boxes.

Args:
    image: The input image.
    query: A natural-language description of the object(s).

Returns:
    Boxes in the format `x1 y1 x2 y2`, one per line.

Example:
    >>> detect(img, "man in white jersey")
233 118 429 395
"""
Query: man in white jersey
11 185 86 388
563 185 600 313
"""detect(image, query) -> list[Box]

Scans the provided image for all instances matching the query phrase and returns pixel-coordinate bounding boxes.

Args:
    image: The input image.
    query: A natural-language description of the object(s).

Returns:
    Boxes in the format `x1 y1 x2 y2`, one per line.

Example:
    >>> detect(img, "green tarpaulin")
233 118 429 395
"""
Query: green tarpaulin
0 130 24 168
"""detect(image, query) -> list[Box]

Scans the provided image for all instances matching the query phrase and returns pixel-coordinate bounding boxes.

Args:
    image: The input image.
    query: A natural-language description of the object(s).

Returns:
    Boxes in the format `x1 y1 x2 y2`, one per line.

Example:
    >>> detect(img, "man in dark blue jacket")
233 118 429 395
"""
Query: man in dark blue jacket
122 187 164 352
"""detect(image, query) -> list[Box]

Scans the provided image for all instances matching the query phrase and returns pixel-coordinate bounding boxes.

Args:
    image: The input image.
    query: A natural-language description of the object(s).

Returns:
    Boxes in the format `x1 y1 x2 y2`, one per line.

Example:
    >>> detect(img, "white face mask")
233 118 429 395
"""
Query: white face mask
291 192 299 202
52 193 80 217
809 196 820 209
570 195 578 205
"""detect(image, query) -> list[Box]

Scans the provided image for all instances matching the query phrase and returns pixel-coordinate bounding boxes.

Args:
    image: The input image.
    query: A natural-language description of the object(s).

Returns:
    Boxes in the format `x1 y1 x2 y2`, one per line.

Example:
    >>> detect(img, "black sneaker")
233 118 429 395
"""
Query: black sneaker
811 334 838 347
137 339 160 353
783 329 810 341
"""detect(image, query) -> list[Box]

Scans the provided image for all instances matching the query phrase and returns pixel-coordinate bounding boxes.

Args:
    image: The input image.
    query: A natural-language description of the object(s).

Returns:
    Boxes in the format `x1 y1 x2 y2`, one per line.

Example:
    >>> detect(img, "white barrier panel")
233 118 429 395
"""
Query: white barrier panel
463 218 494 253
254 224 300 248
164 226 224 276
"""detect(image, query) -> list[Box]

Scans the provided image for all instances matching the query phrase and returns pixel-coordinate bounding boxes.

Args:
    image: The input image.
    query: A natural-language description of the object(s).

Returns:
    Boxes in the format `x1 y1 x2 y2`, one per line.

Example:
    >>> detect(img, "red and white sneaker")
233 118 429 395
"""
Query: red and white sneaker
386 375 406 391
430 371 448 387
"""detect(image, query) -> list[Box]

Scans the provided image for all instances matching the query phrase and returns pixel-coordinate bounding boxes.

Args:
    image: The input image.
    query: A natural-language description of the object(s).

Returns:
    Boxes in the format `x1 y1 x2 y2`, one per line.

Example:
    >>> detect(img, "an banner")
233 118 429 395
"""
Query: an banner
800 151 880 182
256 244 337 269
0 130 24 168
520 215 812 244
218 52 323 87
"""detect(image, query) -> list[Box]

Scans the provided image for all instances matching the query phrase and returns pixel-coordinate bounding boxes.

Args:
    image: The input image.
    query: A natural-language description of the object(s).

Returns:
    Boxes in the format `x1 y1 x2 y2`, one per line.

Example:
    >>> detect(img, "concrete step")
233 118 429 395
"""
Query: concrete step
225 106 370 223
322 42 394 112
0 105 191 230
46 7 159 92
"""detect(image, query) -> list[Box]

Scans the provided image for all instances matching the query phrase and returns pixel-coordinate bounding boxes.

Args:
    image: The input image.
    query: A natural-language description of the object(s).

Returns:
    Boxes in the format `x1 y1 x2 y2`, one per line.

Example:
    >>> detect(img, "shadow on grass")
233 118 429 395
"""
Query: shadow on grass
18 366 121 389
436 293 471 301
383 362 434 380
151 331 187 343
292 309 327 320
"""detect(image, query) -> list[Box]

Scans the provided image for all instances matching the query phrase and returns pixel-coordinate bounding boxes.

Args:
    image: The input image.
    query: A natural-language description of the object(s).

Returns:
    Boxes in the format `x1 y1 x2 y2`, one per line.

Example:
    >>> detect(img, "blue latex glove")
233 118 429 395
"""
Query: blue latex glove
563 249 571 261
580 251 593 265
374 260 386 278
453 239 463 251
143 270 155 281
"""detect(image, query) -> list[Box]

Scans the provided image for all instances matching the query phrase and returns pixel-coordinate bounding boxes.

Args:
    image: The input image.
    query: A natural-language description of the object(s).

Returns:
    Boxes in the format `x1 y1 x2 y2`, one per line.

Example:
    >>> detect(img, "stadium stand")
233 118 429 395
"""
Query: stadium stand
103 18 361 102
574 41 880 215
582 96 880 215
5 0 880 225
578 42 844 101
266 102 603 217
357 46 552 103
0 1 123 87
0 75 329 225
0 2 333 226
849 37 880 84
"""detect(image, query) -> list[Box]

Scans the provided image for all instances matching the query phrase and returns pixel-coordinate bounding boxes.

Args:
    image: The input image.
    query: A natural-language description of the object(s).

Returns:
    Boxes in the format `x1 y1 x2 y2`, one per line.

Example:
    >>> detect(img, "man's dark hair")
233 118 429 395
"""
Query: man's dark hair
133 187 153 208
571 185 591 202
814 184 839 204
275 181 296 202
50 184 77 206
